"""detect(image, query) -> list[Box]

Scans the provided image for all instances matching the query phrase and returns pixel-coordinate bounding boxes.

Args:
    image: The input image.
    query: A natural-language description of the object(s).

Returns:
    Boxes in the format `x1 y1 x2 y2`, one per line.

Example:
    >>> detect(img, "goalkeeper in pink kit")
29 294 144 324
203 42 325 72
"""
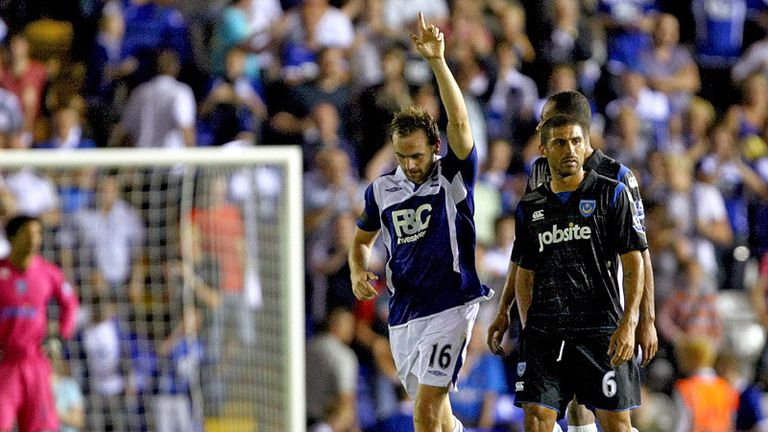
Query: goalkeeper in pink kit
0 215 79 432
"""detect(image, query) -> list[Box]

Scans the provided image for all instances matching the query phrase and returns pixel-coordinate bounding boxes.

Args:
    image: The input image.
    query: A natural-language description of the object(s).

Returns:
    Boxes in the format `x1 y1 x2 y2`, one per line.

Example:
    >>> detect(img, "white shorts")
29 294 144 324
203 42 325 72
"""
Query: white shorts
389 303 479 398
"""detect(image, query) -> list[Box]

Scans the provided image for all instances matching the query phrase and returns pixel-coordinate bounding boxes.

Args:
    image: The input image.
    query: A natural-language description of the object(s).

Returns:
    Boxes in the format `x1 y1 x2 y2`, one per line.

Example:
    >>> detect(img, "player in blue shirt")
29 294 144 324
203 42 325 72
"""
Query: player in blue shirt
349 12 492 432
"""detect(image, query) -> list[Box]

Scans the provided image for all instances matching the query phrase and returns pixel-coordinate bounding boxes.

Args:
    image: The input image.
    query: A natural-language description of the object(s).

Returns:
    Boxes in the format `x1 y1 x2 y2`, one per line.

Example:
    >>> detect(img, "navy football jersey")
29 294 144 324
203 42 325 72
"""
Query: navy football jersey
357 146 492 326
514 149 646 262
514 170 647 335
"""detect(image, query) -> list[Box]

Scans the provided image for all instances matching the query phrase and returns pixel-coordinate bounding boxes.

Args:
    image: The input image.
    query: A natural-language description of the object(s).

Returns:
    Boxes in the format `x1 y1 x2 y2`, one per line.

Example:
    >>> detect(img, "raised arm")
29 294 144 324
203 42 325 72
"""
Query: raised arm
349 227 380 300
410 12 473 159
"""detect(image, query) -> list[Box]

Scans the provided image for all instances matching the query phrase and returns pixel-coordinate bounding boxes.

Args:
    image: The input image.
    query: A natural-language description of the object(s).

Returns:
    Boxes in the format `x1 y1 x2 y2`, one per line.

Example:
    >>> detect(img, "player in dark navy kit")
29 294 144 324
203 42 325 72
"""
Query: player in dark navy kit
349 13 492 432
488 91 655 431
513 115 646 432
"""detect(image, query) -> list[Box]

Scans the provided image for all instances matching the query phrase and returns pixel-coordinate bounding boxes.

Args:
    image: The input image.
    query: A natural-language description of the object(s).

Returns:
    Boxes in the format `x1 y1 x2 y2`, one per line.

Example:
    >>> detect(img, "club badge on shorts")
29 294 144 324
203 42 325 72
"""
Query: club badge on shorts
579 200 596 217
517 362 526 376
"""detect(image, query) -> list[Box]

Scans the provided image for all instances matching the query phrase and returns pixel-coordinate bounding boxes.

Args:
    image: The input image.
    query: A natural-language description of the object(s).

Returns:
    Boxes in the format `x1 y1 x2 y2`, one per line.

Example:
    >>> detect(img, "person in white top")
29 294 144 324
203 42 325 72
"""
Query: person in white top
111 49 196 148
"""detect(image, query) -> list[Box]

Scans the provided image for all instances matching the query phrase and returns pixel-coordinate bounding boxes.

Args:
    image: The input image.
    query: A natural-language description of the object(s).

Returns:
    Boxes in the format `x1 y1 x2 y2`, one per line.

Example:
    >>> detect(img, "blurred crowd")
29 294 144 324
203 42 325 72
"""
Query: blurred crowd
1 0 768 431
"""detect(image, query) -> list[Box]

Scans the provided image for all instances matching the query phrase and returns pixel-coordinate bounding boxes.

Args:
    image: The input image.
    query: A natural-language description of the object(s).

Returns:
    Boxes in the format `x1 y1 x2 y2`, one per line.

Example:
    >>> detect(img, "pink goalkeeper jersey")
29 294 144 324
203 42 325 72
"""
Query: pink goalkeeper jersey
0 256 78 360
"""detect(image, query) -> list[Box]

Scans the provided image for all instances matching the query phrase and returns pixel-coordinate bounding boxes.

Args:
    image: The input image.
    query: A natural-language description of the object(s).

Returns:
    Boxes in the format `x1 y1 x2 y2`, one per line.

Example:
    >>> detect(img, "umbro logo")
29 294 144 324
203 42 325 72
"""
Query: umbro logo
385 187 403 192
532 210 544 221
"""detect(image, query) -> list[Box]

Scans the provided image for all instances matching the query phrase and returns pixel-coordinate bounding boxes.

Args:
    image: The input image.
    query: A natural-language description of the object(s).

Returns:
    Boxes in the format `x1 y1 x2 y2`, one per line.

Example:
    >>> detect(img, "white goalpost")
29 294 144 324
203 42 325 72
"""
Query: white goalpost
0 147 304 432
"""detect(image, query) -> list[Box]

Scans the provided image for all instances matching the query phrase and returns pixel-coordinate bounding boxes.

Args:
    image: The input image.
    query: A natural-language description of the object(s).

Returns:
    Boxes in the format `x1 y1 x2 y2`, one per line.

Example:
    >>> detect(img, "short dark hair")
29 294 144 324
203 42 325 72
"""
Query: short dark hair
5 215 40 240
390 106 440 147
541 91 592 127
540 114 586 147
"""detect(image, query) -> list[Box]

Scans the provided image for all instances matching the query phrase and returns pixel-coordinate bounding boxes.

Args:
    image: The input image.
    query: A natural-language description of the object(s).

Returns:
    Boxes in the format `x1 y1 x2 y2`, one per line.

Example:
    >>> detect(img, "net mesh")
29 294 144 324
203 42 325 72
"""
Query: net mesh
12 151 300 432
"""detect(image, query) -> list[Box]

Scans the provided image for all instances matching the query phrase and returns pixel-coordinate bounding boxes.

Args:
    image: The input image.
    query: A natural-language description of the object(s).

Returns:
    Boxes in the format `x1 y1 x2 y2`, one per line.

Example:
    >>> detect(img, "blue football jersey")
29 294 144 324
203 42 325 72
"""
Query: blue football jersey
357 146 492 326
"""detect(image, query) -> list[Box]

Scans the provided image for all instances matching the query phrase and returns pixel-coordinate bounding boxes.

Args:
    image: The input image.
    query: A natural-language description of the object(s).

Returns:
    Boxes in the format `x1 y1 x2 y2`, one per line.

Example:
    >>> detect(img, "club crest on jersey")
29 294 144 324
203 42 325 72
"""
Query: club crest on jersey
15 279 27 295
517 362 527 376
579 200 596 217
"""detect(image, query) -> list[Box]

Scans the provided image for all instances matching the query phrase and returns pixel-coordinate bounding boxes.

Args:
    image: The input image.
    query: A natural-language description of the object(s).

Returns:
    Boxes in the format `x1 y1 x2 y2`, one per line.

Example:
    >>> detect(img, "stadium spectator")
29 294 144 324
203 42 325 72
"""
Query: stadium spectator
680 96 715 161
604 105 651 170
35 105 97 150
657 261 723 348
84 10 133 146
154 308 204 432
209 0 270 81
672 336 739 432
355 45 413 175
119 0 192 84
693 0 747 112
478 214 516 294
80 297 135 431
699 127 768 290
306 308 359 431
309 212 358 317
110 49 196 148
0 33 47 144
493 2 535 66
597 0 658 77
725 74 768 149
716 350 768 432
190 174 253 347
47 338 85 432
0 215 79 432
72 174 145 301
4 166 61 228
305 147 364 322
479 139 525 214
535 0 594 92
381 0 448 34
198 46 265 146
638 13 700 115
605 68 670 150
665 154 733 292
0 86 24 148
486 40 539 146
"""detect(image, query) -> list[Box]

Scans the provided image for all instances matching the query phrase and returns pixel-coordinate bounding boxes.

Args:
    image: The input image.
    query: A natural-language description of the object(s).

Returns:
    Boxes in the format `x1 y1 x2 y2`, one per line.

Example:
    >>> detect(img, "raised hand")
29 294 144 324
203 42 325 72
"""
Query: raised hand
410 12 444 60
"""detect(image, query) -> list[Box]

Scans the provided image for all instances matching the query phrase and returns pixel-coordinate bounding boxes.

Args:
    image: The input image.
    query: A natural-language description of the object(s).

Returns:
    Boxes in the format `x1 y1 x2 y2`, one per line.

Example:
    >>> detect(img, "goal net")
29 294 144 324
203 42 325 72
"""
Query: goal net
0 146 304 432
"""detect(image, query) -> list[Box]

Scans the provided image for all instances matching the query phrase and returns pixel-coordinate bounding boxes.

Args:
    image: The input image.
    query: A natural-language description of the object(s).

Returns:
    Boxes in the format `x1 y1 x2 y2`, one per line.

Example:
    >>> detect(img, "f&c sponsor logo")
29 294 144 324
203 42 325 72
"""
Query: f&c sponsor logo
392 204 432 244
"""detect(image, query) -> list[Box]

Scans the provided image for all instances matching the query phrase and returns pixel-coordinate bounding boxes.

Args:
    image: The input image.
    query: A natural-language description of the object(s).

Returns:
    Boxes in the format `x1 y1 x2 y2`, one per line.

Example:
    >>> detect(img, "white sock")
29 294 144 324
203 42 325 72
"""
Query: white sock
452 416 464 432
568 424 598 432
553 423 564 432
632 429 639 432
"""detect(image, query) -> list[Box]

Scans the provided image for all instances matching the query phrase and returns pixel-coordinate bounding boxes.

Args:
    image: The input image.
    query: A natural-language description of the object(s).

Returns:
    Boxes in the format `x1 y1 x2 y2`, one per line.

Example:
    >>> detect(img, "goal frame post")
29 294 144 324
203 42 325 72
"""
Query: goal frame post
0 147 306 432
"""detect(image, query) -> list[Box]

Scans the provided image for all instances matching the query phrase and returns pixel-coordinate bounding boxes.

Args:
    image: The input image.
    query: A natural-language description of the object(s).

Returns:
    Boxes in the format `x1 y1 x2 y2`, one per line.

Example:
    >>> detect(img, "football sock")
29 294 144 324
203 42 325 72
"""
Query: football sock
452 416 464 432
568 424 598 432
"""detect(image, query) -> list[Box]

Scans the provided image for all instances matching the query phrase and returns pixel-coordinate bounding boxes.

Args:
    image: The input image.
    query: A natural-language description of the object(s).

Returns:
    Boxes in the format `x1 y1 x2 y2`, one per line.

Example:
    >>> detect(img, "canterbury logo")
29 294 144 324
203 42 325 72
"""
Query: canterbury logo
532 210 544 221
392 204 432 244
537 223 591 252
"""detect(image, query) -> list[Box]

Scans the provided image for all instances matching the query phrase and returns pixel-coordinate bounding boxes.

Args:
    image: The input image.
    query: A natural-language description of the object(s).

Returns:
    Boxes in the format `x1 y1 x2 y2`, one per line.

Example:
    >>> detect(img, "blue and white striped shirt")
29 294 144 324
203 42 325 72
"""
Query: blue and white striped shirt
358 145 492 326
